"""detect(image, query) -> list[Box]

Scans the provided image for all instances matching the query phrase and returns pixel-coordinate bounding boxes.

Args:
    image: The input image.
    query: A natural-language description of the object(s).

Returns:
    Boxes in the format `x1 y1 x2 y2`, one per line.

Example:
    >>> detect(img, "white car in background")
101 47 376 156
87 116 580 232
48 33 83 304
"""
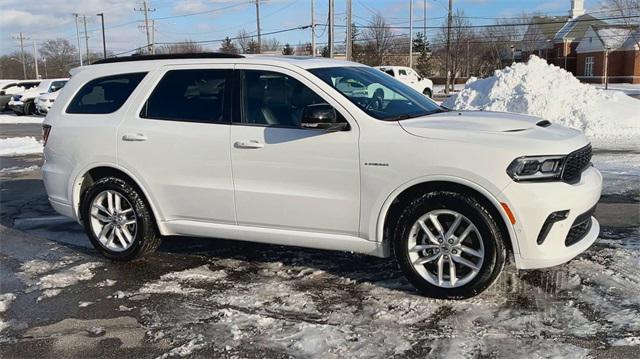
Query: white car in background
376 66 433 98
9 78 68 116
35 91 60 115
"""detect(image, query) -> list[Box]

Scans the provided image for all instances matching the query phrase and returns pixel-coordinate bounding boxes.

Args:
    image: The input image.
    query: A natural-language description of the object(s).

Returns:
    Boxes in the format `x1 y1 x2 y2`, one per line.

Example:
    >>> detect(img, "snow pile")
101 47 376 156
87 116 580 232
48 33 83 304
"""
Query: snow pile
0 293 16 313
443 56 640 147
0 165 39 174
0 137 43 156
37 262 102 291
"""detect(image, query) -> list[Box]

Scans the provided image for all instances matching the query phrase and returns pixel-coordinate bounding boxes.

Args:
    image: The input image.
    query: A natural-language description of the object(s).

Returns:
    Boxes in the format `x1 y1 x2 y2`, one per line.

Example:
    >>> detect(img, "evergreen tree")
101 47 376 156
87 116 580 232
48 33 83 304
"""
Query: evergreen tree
282 43 294 55
219 37 239 54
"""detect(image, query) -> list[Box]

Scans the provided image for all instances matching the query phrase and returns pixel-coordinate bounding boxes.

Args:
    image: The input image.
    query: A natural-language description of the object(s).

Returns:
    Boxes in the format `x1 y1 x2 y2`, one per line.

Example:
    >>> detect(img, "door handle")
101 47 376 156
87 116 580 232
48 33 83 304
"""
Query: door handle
234 139 264 149
122 133 148 142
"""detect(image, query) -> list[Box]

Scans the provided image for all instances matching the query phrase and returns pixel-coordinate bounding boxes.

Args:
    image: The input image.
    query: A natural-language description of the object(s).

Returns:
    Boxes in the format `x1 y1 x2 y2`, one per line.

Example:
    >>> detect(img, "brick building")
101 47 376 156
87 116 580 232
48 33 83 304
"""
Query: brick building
576 25 640 84
521 0 604 74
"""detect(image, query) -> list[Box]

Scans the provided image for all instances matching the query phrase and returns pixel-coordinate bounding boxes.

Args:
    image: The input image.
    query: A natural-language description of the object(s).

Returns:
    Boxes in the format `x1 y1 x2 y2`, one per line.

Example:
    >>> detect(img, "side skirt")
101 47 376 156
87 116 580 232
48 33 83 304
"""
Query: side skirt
163 220 388 258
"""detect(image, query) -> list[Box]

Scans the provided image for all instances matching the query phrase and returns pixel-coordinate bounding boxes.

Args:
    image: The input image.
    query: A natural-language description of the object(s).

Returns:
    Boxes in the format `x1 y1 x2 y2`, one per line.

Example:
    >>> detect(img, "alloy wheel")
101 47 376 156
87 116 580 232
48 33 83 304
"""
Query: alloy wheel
407 209 485 288
89 190 138 252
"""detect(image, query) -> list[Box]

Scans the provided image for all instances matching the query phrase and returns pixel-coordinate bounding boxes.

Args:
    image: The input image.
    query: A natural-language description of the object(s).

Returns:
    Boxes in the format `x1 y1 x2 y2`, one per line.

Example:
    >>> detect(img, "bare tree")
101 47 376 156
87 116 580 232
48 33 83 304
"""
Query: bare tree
435 9 474 88
236 30 252 53
262 38 281 52
157 40 204 54
361 15 394 66
602 0 640 47
0 52 35 79
38 38 78 78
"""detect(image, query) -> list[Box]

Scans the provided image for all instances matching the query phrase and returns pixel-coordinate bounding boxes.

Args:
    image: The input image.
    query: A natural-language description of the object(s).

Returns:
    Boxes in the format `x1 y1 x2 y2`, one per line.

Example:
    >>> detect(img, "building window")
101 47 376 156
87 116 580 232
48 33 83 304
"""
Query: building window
584 56 595 77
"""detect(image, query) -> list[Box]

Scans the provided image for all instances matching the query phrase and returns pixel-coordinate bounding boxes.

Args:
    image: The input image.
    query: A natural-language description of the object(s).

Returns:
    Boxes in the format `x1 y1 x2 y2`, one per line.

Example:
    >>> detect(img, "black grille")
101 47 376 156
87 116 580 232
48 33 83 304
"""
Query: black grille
562 144 592 184
565 206 596 246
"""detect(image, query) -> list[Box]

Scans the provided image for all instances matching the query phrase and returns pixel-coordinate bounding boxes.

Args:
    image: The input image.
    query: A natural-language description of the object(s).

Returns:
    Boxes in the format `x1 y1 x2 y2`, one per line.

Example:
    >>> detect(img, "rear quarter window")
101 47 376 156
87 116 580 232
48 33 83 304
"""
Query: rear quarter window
66 72 147 114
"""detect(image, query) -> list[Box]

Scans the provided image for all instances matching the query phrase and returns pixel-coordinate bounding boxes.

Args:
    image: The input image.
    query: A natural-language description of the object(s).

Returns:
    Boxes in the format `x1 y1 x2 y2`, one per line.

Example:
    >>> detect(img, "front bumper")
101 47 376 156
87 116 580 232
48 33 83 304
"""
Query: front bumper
36 101 52 114
500 166 602 269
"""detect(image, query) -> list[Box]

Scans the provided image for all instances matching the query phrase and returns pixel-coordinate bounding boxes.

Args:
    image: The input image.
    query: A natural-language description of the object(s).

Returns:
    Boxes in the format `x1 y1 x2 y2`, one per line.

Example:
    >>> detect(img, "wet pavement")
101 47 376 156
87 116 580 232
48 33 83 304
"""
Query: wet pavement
1 119 639 358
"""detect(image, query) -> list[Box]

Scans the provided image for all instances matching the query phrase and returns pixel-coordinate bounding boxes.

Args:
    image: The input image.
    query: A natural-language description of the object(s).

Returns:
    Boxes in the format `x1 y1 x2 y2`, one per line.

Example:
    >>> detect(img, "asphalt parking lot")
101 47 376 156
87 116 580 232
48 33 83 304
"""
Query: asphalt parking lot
1 116 639 358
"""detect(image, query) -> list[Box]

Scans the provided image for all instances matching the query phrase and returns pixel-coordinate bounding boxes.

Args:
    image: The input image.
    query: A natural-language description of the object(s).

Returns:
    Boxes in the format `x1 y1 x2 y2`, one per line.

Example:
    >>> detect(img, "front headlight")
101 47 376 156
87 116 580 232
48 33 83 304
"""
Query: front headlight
506 155 566 181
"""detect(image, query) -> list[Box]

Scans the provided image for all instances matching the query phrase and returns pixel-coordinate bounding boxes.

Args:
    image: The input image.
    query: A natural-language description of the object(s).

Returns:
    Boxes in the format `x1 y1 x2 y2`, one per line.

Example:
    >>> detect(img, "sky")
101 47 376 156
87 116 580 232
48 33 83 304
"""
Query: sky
0 0 605 56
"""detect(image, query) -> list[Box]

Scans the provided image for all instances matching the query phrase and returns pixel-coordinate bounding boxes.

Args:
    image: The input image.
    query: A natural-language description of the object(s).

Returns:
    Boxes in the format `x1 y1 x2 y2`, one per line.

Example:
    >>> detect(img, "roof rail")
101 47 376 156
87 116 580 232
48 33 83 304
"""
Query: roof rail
92 52 245 65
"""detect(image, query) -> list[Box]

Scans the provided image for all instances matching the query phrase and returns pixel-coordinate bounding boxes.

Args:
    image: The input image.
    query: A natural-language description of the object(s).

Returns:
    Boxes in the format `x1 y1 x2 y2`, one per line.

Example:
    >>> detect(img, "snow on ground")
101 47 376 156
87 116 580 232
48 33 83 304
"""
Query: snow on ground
443 56 640 149
593 152 640 200
0 113 44 124
0 137 43 156
594 83 640 96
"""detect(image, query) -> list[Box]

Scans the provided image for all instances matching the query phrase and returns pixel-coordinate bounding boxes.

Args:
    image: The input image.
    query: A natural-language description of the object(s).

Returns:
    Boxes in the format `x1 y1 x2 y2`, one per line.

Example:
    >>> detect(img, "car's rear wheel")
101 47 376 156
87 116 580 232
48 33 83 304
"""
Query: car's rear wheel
81 177 161 261
393 191 506 299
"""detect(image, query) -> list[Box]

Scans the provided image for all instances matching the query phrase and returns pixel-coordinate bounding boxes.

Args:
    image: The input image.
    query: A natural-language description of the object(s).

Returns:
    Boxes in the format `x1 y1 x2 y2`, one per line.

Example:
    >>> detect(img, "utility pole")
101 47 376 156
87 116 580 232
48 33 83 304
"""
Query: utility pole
97 13 107 59
135 1 155 54
311 0 316 56
13 32 28 79
255 0 262 53
33 40 39 79
328 0 334 58
604 47 610 90
73 14 83 66
43 58 48 78
151 20 155 54
346 0 352 61
445 0 452 95
423 0 427 53
83 16 91 64
409 0 413 68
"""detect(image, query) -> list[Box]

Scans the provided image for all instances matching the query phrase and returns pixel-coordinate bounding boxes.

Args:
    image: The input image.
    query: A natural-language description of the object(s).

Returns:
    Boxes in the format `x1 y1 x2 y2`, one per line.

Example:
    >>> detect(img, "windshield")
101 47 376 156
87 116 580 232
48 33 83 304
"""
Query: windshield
309 66 444 121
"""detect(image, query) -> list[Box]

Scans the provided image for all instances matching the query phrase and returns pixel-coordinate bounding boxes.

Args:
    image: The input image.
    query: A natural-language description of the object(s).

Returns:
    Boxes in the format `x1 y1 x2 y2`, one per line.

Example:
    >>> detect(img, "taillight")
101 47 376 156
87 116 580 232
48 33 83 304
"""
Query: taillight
42 124 52 146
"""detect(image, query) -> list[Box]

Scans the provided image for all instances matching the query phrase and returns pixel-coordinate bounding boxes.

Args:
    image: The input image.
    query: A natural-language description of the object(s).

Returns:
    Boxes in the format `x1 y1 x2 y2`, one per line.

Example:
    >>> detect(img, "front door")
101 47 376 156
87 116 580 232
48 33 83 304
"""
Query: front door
230 66 360 235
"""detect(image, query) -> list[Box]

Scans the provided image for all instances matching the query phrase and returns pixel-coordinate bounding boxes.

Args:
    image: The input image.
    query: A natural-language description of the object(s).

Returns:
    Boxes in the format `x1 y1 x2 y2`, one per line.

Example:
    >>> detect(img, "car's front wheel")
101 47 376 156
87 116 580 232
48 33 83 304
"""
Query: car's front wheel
23 101 35 116
393 191 506 299
423 88 433 98
81 177 161 261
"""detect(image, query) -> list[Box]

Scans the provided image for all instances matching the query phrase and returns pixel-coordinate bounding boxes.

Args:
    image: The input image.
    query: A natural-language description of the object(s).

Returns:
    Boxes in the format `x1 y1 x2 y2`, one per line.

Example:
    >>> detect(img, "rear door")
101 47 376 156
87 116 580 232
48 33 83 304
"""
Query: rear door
118 64 236 224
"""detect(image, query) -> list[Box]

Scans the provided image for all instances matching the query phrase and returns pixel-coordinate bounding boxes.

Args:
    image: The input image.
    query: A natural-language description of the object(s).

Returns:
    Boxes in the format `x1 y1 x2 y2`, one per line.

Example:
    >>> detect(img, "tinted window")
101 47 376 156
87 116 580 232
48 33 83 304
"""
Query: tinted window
384 70 395 77
67 73 146 114
241 70 334 127
49 81 67 92
310 66 443 121
398 69 407 76
141 69 228 123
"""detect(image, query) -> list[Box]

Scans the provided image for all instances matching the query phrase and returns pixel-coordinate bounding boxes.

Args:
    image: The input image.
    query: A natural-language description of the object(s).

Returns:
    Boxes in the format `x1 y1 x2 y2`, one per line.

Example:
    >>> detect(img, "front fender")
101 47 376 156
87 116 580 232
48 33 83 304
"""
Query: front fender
371 174 520 257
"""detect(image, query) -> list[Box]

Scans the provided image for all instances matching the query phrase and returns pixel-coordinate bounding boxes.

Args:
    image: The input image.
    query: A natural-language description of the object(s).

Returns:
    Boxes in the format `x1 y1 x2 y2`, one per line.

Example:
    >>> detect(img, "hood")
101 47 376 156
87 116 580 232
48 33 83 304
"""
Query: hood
398 110 588 154
400 110 544 133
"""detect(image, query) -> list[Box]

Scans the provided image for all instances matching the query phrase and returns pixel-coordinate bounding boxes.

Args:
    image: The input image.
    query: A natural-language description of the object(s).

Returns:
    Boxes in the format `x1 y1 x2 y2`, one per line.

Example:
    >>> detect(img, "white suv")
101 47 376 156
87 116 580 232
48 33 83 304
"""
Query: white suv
43 54 602 299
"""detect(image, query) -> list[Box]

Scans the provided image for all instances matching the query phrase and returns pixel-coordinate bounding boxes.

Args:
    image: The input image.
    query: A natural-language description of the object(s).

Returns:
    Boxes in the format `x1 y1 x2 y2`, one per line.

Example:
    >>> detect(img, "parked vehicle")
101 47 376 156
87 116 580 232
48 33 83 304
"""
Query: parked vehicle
376 66 434 98
43 54 602 299
35 91 61 115
0 80 40 111
9 78 67 116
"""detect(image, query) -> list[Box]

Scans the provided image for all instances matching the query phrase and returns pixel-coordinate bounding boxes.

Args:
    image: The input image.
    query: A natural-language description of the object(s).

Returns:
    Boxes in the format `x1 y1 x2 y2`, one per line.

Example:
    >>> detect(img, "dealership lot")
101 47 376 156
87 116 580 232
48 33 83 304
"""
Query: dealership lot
0 114 639 358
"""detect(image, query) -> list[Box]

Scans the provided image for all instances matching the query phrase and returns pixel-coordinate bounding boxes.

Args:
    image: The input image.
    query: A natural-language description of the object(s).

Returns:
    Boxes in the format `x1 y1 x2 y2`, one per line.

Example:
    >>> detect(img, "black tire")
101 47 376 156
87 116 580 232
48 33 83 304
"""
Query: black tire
23 101 35 116
393 191 506 299
423 88 433 98
81 177 161 261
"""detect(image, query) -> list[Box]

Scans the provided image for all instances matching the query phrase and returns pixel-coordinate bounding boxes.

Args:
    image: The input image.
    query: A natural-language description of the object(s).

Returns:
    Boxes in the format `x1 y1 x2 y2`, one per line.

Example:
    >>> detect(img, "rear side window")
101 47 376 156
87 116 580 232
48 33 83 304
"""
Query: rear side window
66 72 147 114
141 69 229 123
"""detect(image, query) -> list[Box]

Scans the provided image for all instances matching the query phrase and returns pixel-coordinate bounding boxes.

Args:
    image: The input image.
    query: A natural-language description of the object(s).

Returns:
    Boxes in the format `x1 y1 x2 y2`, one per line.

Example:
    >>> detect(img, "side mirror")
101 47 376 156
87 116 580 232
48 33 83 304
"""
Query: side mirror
300 104 348 132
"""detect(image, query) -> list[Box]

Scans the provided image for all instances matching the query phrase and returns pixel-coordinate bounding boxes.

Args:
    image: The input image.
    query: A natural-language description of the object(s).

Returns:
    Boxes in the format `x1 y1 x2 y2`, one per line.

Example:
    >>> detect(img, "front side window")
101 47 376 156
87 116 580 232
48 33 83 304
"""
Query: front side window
399 69 408 76
240 70 338 127
141 69 229 123
310 66 443 121
67 72 147 114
